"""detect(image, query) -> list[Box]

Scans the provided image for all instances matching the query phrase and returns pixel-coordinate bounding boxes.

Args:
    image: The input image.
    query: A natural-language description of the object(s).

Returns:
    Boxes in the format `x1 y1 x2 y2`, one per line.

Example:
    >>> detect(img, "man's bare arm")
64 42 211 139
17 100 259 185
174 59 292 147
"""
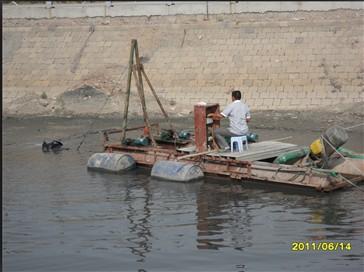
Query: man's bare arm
207 112 225 120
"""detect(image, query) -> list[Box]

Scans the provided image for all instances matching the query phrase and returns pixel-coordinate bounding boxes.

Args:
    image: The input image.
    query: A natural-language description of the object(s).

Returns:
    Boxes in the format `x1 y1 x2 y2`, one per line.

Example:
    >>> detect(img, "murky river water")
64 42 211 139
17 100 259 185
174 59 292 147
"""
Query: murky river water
3 117 364 271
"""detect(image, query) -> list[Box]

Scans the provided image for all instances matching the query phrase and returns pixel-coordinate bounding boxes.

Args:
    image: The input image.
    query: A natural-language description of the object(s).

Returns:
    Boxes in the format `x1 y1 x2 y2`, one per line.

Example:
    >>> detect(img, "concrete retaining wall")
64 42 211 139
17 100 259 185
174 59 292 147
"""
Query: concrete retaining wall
3 1 363 19
2 9 364 117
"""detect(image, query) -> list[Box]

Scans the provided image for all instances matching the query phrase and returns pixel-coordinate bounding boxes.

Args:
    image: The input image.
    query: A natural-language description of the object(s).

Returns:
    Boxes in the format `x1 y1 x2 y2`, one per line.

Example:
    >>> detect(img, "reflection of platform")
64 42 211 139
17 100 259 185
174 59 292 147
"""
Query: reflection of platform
178 141 300 162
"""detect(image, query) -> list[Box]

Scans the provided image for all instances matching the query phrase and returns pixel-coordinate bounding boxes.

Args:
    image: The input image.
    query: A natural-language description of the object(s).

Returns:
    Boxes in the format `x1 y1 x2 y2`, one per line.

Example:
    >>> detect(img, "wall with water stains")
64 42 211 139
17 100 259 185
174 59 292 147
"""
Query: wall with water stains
2 9 364 117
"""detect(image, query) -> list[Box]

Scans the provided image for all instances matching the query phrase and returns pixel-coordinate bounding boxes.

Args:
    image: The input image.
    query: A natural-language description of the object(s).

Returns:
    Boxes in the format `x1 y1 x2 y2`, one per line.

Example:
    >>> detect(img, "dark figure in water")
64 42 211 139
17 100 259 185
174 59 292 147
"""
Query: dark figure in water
42 140 64 152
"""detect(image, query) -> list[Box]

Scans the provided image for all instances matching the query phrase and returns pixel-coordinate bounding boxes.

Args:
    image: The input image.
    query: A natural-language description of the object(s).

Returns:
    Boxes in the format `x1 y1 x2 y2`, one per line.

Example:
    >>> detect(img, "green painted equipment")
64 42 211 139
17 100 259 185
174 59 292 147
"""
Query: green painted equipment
273 146 364 165
178 130 191 140
225 132 259 144
160 130 174 141
247 132 259 143
273 147 310 165
337 147 364 159
133 136 150 146
122 136 150 146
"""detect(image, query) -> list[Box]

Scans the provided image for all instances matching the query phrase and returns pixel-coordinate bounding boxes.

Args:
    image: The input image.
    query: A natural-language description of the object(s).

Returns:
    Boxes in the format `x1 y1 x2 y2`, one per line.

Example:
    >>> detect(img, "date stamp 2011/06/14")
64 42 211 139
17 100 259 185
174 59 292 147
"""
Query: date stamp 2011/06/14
291 242 352 251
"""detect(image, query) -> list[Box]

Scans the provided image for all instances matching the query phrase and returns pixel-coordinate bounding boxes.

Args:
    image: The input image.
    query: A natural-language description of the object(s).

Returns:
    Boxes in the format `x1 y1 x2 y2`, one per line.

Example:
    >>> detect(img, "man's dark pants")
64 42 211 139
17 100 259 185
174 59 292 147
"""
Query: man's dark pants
214 128 241 149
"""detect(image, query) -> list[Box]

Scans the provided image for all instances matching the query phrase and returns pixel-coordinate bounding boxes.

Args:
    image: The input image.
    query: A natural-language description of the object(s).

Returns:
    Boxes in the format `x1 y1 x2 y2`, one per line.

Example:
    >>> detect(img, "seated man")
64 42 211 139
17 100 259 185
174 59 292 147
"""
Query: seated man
208 90 251 151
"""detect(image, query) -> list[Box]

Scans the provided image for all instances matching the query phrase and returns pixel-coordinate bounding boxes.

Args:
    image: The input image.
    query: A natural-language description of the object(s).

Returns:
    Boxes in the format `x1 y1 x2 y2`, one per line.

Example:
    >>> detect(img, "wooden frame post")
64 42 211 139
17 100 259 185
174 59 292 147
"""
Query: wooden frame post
141 65 175 132
132 65 157 147
121 39 136 143
121 39 174 147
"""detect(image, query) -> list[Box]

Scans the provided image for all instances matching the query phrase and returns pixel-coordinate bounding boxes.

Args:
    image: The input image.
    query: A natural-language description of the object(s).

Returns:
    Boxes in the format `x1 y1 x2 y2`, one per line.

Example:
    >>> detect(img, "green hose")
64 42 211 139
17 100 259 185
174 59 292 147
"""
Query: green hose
337 147 364 159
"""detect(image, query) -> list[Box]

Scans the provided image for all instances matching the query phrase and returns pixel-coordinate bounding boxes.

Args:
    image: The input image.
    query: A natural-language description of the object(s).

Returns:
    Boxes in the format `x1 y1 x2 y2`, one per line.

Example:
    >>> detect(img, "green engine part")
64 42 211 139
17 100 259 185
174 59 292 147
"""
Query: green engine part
122 137 150 146
178 130 191 140
160 130 174 141
273 147 310 165
224 132 259 144
247 132 259 143
132 136 150 146
122 138 133 145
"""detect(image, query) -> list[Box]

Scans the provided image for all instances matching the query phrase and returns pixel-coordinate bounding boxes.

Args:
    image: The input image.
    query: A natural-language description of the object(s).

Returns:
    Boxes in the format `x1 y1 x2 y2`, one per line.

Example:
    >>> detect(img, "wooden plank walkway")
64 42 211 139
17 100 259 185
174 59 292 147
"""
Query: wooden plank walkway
178 141 301 162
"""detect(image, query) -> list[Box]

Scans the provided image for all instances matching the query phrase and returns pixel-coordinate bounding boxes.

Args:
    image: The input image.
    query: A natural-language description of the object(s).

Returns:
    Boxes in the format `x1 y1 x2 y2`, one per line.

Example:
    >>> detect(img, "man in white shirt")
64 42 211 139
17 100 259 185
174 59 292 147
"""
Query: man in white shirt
208 90 251 150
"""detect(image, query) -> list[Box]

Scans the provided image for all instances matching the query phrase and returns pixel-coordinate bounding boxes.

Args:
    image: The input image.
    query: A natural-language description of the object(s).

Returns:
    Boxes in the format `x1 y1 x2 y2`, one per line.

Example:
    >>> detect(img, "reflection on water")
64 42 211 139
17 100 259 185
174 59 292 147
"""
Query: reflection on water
124 179 152 263
196 182 253 251
3 118 364 271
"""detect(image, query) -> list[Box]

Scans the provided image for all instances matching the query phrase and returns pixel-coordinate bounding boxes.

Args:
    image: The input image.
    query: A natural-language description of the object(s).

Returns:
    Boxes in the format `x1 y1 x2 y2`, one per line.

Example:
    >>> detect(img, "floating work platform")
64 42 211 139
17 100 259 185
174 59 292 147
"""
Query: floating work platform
100 106 363 192
103 139 363 192
92 40 363 192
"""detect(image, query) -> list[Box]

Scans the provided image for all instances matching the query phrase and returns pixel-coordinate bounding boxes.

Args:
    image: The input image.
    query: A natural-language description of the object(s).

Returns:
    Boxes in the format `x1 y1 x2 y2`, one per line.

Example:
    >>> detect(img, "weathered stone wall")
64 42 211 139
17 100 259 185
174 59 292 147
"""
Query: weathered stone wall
2 9 364 117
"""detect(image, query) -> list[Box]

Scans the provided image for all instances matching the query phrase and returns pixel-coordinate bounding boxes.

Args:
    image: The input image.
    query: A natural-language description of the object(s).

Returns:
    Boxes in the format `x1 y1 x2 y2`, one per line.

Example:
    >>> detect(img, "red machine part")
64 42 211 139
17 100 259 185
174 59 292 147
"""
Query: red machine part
194 104 220 152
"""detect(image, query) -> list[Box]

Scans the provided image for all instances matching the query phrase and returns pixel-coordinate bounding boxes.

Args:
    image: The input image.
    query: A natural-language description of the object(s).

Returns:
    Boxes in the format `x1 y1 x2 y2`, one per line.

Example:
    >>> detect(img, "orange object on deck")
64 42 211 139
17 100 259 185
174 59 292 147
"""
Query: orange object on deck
143 126 150 136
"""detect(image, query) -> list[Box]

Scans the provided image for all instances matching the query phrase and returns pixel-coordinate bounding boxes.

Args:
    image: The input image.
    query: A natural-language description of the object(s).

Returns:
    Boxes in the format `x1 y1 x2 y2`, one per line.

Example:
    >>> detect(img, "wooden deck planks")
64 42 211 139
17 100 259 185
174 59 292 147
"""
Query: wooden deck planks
177 145 197 153
178 141 301 161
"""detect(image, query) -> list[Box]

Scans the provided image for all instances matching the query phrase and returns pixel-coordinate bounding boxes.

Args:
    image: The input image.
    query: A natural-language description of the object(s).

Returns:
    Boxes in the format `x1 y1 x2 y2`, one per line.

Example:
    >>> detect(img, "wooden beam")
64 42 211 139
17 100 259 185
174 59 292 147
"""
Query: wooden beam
133 41 157 147
176 150 217 161
132 66 158 147
103 124 160 135
140 64 175 132
121 39 136 143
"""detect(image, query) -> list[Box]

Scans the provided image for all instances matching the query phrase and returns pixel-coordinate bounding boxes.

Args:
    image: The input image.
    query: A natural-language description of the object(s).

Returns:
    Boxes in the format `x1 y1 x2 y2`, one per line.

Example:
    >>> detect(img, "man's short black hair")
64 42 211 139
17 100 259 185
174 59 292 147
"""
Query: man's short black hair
232 90 241 100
